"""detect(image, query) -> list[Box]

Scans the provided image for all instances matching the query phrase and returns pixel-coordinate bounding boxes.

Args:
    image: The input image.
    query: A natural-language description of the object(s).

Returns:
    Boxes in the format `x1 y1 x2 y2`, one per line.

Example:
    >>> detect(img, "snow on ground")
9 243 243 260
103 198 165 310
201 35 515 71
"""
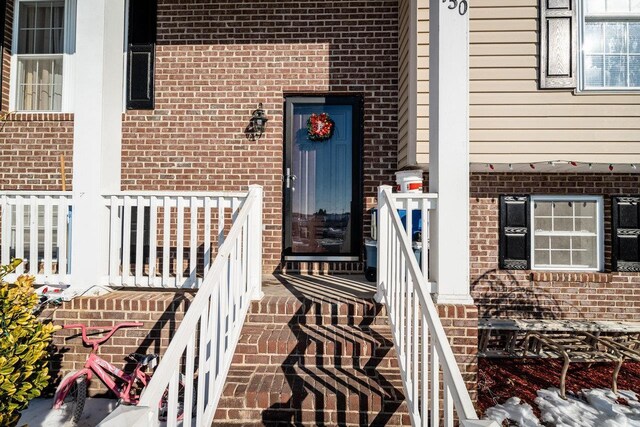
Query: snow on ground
17 397 117 427
484 388 640 427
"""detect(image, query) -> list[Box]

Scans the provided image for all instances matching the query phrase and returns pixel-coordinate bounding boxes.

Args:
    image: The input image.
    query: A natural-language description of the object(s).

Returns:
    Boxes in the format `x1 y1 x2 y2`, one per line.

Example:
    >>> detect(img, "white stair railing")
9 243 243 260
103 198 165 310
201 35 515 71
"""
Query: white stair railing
99 185 263 427
103 191 248 288
376 185 497 427
0 192 73 285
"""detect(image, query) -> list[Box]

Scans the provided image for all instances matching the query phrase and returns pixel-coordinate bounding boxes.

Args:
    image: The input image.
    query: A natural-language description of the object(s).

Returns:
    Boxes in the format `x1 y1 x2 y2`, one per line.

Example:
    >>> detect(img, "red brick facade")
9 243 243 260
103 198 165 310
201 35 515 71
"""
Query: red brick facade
0 3 74 191
470 172 640 321
121 0 400 272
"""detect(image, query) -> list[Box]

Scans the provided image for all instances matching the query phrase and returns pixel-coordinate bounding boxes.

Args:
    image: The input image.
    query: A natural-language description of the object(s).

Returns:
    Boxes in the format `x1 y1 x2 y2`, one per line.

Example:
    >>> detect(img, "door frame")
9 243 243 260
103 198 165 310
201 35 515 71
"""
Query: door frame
283 95 364 261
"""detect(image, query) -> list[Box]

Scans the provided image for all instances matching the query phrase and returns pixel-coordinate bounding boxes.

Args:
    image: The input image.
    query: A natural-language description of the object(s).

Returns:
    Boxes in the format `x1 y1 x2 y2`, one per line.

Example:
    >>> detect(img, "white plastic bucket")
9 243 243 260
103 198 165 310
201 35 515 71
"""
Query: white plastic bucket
395 169 424 193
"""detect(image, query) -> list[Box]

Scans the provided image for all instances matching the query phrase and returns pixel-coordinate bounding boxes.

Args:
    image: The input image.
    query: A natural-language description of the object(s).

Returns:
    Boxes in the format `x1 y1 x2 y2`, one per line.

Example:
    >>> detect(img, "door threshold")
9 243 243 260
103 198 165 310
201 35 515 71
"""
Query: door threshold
285 256 360 262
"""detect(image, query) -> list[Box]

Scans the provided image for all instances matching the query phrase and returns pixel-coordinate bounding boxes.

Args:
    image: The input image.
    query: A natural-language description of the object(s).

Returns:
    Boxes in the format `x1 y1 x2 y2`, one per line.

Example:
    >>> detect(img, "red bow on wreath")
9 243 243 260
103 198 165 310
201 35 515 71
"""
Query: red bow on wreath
307 113 335 142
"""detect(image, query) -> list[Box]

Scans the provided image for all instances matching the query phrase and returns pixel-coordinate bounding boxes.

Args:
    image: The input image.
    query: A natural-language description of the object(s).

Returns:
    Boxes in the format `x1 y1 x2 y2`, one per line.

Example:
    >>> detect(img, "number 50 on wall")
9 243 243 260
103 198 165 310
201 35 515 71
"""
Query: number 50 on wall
443 0 468 16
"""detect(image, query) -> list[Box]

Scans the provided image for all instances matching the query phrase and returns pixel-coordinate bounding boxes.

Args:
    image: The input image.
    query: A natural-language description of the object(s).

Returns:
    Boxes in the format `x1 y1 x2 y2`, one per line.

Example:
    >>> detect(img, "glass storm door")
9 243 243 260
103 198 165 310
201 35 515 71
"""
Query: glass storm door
284 96 363 260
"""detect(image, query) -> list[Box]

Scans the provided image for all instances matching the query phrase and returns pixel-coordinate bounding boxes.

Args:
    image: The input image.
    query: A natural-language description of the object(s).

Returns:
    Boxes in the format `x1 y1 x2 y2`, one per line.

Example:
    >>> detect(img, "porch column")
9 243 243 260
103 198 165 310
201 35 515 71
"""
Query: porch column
71 0 125 289
428 0 473 304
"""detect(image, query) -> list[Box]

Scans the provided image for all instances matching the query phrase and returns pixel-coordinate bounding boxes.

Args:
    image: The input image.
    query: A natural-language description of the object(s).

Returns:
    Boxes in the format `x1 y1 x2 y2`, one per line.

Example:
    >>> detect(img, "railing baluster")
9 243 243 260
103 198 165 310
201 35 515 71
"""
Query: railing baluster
167 369 179 427
197 302 209 421
15 198 25 274
162 197 171 287
135 196 145 286
122 196 132 286
176 197 185 287
108 197 119 285
184 332 196 426
44 196 53 277
149 197 158 286
421 308 429 427
430 338 439 427
28 197 37 275
189 196 198 288
444 382 454 427
1 195 10 265
57 198 68 277
412 284 419 410
217 196 225 247
204 197 211 275
242 216 249 297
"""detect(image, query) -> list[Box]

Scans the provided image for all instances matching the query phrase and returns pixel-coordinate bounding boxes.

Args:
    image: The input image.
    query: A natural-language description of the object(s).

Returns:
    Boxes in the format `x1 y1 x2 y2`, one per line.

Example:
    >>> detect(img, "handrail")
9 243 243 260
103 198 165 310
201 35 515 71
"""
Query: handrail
377 186 497 426
98 185 263 427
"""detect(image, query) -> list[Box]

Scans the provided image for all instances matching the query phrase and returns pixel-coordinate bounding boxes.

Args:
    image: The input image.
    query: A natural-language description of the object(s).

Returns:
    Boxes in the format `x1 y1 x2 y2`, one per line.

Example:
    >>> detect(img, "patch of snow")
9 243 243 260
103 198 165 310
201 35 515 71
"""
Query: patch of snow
536 388 640 427
483 388 640 427
484 397 542 427
17 397 117 427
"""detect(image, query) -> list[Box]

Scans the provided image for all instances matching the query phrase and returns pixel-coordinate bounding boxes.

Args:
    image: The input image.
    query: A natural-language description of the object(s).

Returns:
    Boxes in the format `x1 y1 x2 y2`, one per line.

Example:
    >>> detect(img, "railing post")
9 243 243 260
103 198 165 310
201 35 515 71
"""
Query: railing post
375 185 392 303
248 185 264 300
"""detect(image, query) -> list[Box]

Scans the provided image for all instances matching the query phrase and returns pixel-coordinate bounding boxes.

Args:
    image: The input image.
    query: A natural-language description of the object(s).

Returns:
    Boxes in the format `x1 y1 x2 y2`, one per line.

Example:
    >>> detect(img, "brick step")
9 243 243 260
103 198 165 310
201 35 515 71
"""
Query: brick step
231 353 399 370
212 409 410 426
233 324 395 358
215 367 409 426
249 296 389 326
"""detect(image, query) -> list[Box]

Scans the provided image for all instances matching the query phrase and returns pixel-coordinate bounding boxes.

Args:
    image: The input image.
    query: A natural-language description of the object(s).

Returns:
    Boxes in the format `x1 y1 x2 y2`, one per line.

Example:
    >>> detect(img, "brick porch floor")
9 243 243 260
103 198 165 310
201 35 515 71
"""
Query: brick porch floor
212 274 411 426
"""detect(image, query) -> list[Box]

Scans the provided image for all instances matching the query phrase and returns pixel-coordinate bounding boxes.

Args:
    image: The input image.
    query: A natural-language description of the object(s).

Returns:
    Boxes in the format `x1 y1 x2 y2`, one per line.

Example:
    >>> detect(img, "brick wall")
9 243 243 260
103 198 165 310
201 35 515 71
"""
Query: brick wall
44 291 192 396
470 172 640 321
121 0 400 273
0 3 74 191
438 304 479 401
0 114 74 190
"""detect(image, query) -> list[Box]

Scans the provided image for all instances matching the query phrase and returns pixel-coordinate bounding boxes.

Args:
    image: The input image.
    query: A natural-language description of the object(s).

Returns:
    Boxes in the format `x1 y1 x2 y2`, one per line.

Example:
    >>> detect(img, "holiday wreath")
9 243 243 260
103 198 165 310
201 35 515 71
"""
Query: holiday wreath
307 113 335 141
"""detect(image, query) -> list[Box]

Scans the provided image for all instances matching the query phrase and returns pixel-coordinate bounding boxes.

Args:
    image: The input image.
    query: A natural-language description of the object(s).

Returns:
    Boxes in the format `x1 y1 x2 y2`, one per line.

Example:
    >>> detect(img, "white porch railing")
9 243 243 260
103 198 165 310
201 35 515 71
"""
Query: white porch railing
0 192 73 285
104 191 248 288
98 185 263 427
376 186 496 427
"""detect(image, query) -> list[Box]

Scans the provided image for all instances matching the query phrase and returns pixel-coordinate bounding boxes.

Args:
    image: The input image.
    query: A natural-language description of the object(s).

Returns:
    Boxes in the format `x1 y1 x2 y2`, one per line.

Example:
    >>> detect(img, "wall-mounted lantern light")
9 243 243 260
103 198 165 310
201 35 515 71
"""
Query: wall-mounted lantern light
246 103 268 140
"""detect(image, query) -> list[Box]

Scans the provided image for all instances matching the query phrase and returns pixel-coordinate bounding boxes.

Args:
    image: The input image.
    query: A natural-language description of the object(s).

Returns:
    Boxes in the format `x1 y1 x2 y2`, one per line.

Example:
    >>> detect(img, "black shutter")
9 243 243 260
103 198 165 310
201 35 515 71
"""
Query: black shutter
539 0 577 89
127 0 156 110
612 196 640 272
499 195 530 270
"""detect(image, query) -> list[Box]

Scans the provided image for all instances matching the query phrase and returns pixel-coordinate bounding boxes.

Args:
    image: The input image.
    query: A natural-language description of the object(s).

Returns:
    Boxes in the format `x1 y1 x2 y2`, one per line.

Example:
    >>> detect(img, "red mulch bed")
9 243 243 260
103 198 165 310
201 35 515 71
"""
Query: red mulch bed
478 358 640 417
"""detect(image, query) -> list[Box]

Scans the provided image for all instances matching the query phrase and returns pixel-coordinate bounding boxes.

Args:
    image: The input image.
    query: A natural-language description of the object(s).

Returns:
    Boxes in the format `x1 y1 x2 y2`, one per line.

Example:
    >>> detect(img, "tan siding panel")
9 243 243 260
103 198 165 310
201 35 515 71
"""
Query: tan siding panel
471 117 640 129
470 104 640 117
397 0 411 167
473 141 640 154
472 129 640 142
414 0 640 163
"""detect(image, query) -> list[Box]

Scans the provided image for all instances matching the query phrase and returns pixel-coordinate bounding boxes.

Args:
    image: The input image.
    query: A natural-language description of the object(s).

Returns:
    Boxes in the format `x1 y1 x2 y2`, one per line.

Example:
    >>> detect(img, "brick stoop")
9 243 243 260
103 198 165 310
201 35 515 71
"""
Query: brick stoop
212 274 411 426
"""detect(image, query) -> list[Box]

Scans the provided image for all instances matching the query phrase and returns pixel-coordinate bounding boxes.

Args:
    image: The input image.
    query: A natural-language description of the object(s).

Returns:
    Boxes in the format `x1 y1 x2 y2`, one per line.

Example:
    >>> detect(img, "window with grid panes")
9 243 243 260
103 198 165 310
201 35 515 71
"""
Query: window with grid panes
14 0 66 111
582 0 640 89
531 196 603 270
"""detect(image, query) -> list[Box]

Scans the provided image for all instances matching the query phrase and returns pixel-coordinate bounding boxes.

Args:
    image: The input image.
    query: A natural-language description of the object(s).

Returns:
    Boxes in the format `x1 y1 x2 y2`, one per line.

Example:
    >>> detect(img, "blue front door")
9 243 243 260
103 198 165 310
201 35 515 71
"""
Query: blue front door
284 96 363 260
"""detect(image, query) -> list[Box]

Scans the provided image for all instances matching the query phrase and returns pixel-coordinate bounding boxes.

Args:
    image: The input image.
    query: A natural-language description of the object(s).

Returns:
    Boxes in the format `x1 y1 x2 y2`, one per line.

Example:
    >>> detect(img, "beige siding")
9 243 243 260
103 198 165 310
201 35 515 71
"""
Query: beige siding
398 0 410 167
415 0 640 165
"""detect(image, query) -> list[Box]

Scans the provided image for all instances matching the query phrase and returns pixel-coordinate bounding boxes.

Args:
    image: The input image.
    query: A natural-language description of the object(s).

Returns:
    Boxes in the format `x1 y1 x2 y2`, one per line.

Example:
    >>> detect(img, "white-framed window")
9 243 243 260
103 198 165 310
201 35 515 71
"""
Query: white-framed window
579 0 640 90
531 195 604 271
10 0 76 112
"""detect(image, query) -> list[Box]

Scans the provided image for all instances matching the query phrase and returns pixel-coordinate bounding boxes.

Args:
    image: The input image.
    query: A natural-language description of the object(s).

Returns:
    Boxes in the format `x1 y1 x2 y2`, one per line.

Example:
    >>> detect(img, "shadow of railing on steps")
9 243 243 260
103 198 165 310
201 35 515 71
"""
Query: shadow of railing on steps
261 274 407 426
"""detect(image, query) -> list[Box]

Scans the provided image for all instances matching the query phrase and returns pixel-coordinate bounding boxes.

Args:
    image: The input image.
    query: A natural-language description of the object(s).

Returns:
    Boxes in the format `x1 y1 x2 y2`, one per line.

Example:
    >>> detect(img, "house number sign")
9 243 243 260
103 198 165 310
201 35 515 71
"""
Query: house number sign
442 0 468 16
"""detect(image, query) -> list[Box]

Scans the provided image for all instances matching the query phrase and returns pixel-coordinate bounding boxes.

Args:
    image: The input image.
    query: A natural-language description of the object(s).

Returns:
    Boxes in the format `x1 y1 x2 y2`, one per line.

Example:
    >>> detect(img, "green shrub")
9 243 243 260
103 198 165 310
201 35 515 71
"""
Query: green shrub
0 260 58 426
